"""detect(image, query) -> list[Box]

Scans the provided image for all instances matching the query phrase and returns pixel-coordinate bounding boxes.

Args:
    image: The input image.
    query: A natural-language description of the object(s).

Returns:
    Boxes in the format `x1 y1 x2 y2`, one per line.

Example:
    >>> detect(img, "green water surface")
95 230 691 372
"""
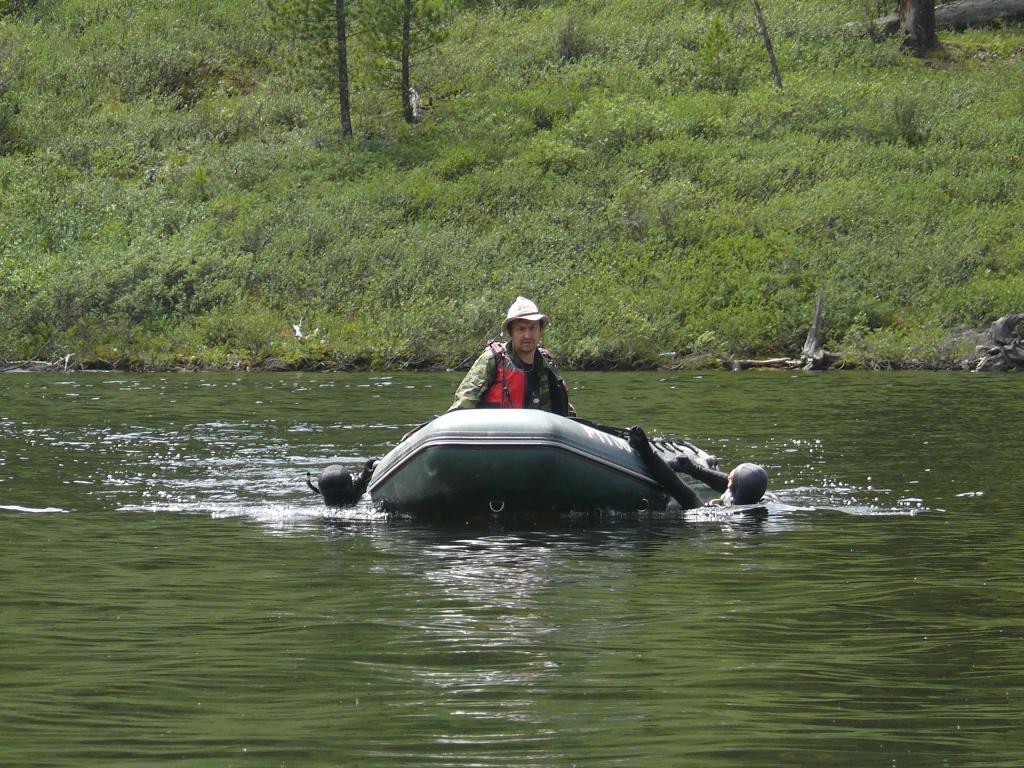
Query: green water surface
1 371 1021 767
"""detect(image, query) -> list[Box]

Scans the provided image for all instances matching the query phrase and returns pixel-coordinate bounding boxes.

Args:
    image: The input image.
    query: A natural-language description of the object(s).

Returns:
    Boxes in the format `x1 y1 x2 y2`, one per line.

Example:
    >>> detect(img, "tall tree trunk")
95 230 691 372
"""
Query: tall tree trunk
751 0 782 90
899 0 938 52
401 0 413 123
335 0 352 136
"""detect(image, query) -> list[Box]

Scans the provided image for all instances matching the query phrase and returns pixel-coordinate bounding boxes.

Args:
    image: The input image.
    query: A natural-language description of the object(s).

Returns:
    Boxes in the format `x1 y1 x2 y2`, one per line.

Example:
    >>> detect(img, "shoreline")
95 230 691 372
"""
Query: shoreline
0 355 984 374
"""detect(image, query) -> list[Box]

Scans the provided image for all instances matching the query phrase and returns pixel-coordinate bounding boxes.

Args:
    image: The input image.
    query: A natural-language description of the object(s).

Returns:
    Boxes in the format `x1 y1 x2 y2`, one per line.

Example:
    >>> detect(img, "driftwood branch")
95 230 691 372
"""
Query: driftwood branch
727 290 840 371
800 289 833 369
1 355 77 373
728 357 798 370
974 313 1024 372
852 0 1024 36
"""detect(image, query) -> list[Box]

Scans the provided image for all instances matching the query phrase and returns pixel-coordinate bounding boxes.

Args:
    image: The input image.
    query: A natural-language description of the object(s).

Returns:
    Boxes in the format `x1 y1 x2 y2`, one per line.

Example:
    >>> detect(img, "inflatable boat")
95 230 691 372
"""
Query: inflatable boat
366 409 718 516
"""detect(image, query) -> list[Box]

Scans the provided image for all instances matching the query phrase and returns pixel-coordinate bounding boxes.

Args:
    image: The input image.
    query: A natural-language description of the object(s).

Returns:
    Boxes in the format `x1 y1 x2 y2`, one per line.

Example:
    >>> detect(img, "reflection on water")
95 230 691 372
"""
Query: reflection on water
1 371 1022 767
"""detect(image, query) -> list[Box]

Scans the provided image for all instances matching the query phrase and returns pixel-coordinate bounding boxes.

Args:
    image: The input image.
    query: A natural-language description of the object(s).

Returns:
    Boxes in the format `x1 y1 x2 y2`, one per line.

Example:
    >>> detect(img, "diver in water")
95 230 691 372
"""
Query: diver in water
307 459 377 507
667 454 769 506
627 425 769 510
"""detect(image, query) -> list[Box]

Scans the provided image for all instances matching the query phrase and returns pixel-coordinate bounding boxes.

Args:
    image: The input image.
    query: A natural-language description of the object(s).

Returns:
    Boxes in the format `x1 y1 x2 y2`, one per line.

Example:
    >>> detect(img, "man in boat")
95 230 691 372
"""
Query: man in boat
449 296 574 416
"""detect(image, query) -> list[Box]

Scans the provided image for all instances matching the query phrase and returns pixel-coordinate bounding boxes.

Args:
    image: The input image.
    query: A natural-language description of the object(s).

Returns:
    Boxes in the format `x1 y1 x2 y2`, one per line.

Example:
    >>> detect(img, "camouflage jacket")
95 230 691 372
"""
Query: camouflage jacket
448 341 572 415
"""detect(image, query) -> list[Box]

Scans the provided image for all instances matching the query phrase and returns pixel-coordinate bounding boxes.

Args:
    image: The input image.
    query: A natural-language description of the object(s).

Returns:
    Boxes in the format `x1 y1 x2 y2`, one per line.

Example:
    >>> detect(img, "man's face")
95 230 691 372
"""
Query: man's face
509 319 541 359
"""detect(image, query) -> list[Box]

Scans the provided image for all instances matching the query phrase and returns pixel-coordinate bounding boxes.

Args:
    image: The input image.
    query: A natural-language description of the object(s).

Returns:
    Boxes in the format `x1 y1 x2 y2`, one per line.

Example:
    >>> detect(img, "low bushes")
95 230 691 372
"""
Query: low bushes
1 0 1022 369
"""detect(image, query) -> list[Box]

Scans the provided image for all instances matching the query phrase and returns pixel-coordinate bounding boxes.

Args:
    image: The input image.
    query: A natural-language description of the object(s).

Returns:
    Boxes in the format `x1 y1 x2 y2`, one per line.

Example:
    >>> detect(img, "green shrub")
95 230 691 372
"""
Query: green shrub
556 16 593 63
566 96 670 156
0 0 39 18
698 15 743 92
522 134 588 175
0 92 16 152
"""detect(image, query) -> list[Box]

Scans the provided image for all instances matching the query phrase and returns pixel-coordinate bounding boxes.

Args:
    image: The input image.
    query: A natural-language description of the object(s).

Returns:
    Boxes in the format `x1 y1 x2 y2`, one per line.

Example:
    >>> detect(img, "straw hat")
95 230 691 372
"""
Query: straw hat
502 296 549 335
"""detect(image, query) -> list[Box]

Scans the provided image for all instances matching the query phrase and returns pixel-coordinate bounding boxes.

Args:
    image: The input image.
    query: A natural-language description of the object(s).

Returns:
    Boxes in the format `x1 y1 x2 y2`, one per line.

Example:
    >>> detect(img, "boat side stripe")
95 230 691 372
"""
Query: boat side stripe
368 434 661 491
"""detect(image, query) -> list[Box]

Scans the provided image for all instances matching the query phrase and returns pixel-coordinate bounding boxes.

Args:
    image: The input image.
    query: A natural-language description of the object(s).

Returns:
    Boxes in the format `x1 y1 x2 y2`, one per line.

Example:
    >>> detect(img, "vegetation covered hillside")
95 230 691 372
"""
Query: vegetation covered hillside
1 0 1022 370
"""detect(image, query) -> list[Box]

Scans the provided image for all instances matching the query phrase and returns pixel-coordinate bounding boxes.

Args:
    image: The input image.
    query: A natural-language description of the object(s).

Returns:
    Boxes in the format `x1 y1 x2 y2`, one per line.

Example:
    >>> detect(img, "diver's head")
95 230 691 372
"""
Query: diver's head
316 464 358 506
725 462 768 505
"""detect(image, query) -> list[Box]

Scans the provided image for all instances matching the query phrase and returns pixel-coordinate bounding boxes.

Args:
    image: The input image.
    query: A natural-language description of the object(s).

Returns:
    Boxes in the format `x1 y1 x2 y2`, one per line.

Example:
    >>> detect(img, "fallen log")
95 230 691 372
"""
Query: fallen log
934 0 1024 28
0 354 85 372
851 0 1024 35
974 313 1024 372
1 360 68 373
728 357 800 371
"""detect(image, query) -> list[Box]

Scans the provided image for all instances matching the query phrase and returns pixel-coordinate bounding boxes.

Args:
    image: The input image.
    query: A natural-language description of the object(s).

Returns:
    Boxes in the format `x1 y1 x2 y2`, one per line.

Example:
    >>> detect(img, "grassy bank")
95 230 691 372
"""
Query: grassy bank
1 0 1022 371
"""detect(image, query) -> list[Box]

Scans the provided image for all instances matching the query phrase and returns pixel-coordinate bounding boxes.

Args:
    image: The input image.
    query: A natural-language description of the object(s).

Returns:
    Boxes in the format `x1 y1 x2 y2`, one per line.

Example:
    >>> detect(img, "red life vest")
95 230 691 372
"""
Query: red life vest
480 342 572 415
483 339 570 408
481 341 533 408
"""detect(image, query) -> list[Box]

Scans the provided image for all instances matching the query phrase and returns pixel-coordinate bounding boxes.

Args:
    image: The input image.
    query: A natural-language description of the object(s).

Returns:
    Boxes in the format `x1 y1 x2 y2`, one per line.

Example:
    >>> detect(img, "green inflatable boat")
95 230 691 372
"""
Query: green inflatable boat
367 409 718 516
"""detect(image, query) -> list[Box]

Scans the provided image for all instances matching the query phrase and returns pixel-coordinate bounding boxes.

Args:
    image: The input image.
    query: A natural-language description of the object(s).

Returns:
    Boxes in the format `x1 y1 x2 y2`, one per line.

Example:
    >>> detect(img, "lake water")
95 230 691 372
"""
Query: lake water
1 370 1021 767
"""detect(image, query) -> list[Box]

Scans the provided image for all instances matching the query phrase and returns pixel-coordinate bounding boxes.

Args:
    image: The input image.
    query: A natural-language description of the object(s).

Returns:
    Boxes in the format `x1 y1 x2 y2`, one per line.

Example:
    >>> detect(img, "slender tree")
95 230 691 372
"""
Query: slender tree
268 0 354 135
750 0 782 90
401 0 413 122
360 0 454 123
335 0 352 135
